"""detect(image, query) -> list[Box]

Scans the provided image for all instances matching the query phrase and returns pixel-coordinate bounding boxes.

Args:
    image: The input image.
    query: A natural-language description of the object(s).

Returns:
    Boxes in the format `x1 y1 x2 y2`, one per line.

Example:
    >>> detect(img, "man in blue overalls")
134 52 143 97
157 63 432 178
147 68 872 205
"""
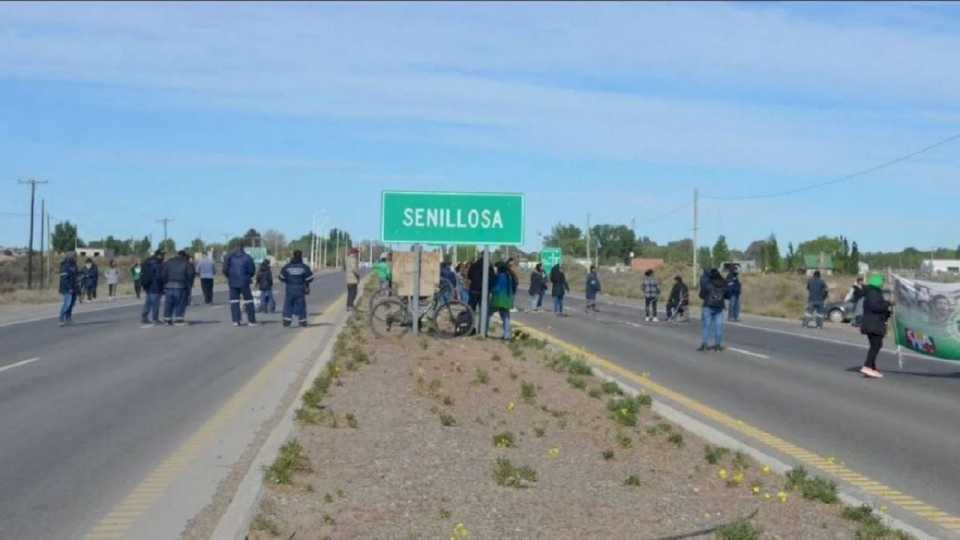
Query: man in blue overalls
223 246 258 327
280 249 313 327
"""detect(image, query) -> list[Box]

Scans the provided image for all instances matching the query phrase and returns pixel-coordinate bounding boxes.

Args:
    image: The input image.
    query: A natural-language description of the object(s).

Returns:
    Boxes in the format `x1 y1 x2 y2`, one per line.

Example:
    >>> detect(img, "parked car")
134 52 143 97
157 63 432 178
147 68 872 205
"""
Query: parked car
825 300 855 324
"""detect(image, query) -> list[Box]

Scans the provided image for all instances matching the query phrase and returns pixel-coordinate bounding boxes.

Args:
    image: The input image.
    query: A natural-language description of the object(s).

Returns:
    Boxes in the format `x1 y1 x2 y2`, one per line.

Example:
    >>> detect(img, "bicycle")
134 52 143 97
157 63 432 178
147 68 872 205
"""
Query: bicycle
369 279 473 338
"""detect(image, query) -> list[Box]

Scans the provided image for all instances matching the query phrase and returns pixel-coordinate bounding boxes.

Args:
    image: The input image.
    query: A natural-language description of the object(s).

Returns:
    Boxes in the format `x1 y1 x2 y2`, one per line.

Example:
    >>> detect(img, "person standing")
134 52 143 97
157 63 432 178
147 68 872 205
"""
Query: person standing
256 258 276 313
489 262 516 339
698 268 729 351
374 254 392 291
105 260 120 300
468 257 494 313
131 258 143 299
197 254 216 304
82 258 99 301
160 250 194 326
58 253 80 326
280 250 313 327
440 261 458 305
642 269 661 322
804 270 829 329
224 246 258 326
550 263 569 316
725 268 742 322
585 265 602 313
846 276 866 327
528 263 546 312
667 275 689 321
140 250 165 325
185 254 197 307
860 274 892 379
345 248 360 311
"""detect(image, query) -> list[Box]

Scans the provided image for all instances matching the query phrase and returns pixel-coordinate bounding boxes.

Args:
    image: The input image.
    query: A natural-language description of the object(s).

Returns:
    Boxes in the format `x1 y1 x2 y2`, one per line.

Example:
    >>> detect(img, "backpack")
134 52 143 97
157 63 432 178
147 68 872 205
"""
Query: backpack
705 284 725 308
454 310 473 336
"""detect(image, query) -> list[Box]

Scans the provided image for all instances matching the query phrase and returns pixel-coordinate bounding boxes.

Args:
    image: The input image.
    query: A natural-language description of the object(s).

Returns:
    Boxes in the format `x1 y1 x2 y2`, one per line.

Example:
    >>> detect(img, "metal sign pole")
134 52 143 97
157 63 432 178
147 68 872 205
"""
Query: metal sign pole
480 246 490 338
412 244 422 336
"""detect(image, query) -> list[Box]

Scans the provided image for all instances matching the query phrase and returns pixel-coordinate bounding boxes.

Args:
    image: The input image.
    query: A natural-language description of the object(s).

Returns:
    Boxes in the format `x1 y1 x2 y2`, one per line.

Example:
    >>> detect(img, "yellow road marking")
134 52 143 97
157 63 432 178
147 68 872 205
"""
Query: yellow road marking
84 293 346 539
516 323 960 536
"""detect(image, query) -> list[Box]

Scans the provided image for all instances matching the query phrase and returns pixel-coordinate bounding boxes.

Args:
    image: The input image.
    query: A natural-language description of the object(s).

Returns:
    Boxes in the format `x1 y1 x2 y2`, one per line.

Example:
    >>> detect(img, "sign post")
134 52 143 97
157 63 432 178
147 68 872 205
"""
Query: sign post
412 245 422 336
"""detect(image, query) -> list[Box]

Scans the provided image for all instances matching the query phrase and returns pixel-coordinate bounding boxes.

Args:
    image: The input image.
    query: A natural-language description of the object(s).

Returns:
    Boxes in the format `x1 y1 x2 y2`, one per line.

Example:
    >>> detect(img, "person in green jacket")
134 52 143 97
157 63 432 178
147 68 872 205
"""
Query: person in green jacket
373 254 392 290
488 261 516 340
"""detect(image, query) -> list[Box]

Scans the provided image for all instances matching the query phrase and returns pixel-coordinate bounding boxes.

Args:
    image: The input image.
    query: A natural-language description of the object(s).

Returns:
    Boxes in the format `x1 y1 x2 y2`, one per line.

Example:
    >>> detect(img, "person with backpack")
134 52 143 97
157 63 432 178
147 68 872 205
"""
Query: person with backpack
279 250 314 327
256 258 276 313
666 275 689 321
725 268 742 322
528 263 547 312
550 264 570 316
585 265 602 313
58 253 80 326
140 250 165 325
804 270 829 329
642 269 661 322
860 274 892 379
488 262 516 340
698 268 729 351
223 246 258 327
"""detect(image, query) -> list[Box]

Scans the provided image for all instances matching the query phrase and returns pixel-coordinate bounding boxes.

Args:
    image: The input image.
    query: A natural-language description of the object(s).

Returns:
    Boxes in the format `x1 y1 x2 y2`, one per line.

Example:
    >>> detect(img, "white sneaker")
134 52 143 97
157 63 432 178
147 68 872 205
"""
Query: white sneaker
247 322 260 327
233 322 242 327
653 317 659 322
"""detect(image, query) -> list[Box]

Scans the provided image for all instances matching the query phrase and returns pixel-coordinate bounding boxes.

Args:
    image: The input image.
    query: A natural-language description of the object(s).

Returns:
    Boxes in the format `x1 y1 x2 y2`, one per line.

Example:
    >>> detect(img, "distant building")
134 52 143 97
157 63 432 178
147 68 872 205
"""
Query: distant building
722 260 759 273
630 258 665 273
920 259 960 275
801 253 835 276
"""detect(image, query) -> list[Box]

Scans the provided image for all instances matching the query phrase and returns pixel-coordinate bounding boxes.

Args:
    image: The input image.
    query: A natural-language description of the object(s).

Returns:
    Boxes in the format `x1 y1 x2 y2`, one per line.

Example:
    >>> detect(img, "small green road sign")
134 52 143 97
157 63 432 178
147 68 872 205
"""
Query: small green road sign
541 247 562 275
381 191 524 246
244 246 268 265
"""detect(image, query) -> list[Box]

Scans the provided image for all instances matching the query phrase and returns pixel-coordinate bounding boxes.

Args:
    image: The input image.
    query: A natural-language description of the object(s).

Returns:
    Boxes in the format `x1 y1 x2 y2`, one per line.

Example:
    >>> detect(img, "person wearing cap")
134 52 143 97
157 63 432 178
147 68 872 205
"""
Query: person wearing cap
140 250 166 325
57 252 80 326
860 273 892 379
280 249 314 327
345 247 361 311
223 245 258 326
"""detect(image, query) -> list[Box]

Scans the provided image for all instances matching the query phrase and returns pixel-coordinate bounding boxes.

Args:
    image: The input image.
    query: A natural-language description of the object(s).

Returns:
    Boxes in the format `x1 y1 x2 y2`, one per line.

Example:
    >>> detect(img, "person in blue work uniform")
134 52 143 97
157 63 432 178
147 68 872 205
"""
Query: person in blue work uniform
140 250 165 325
223 245 258 327
280 249 314 327
58 253 80 326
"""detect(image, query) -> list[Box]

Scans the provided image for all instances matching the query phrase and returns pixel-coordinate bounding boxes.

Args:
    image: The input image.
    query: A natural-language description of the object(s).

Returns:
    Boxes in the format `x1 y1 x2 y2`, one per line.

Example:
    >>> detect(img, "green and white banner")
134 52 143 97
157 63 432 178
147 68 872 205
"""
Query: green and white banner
892 274 960 361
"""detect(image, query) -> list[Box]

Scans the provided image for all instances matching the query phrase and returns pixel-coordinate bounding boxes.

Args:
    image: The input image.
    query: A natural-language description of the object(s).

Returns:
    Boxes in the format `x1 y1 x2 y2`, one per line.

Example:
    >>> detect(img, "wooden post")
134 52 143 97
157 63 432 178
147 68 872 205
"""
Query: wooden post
480 246 490 338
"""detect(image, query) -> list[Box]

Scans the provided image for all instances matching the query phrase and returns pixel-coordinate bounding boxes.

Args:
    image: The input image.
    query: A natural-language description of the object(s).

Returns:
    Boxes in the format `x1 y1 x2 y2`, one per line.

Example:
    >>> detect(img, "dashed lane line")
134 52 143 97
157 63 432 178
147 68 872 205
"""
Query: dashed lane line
728 347 770 359
0 357 39 374
515 322 960 535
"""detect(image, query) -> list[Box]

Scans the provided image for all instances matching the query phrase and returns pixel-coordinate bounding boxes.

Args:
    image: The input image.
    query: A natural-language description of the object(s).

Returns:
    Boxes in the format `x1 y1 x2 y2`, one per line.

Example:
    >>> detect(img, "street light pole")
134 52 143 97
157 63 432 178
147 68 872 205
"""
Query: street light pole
18 178 48 289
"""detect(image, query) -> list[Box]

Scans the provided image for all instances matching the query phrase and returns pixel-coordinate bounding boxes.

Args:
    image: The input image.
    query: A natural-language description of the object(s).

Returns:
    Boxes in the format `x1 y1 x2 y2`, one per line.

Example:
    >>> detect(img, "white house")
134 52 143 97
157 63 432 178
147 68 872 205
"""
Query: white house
920 259 960 275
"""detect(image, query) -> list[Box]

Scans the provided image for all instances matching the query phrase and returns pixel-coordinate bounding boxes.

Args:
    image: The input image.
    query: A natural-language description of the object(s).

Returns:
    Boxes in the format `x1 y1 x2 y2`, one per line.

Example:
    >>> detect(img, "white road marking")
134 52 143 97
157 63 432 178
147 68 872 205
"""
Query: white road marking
729 347 770 359
0 357 39 374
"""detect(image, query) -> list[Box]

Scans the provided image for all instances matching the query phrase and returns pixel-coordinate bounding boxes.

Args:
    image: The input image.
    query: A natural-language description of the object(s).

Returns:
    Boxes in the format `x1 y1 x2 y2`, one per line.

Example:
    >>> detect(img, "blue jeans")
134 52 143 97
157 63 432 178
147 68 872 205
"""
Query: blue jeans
259 289 276 313
529 292 544 310
283 291 307 325
702 308 725 346
729 294 741 320
164 288 187 323
142 292 162 322
59 293 76 322
487 308 511 339
553 294 564 314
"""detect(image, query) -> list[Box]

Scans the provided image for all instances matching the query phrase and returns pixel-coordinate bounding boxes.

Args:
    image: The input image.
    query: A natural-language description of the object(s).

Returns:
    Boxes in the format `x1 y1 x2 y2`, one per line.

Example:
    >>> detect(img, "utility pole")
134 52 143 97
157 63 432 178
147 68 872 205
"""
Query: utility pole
19 178 48 289
40 199 46 287
46 211 53 287
692 188 699 288
157 217 174 249
585 213 591 266
335 229 341 269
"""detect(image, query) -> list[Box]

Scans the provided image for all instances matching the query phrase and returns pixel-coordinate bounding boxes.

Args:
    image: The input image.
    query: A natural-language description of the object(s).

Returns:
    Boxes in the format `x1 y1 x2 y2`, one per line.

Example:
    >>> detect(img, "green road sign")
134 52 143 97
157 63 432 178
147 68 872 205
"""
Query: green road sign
541 247 562 275
244 246 268 265
381 191 524 246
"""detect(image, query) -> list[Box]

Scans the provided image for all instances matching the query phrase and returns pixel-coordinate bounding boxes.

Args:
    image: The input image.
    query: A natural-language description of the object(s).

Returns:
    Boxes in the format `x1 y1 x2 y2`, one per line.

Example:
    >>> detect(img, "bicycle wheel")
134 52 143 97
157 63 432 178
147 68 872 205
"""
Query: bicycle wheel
370 298 410 338
432 300 474 338
367 284 393 312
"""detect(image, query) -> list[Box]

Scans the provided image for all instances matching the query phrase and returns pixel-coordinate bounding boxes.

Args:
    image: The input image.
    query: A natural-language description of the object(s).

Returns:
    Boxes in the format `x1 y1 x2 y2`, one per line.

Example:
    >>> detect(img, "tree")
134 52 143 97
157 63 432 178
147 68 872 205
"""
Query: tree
543 223 585 258
697 247 713 270
850 241 861 275
956 244 960 259
190 238 206 255
243 228 262 247
712 236 731 266
262 229 287 258
52 221 83 252
134 236 152 257
227 237 245 251
786 242 796 270
590 224 635 264
764 234 782 273
744 239 767 263
158 238 176 254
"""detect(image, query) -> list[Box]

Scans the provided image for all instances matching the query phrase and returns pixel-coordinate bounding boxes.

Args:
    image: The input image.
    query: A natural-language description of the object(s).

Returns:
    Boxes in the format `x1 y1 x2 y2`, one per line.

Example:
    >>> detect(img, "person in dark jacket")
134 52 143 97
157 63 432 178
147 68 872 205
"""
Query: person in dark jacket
467 257 494 312
860 274 892 379
160 250 196 325
642 269 661 322
256 259 276 313
440 261 458 305
698 268 729 351
804 270 830 329
585 265 602 313
280 250 314 327
725 269 742 322
82 258 99 301
58 253 80 326
666 275 689 321
140 250 165 324
528 263 547 312
550 264 570 316
224 246 258 326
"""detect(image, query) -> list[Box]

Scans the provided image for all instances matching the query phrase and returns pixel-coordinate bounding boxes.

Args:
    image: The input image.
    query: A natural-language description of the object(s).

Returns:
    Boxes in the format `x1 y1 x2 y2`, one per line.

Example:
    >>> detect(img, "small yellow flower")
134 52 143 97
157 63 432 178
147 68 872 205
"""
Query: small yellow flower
506 402 515 412
732 472 745 485
880 506 888 512
451 522 470 539
764 493 772 500
548 447 560 458
718 468 728 480
827 456 836 464
752 486 761 494
762 465 771 474
777 491 788 503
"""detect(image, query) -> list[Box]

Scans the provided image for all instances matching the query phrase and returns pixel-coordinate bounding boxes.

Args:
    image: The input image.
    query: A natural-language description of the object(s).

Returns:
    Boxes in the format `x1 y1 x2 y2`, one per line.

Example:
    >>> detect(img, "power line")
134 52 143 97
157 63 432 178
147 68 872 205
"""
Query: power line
702 131 960 201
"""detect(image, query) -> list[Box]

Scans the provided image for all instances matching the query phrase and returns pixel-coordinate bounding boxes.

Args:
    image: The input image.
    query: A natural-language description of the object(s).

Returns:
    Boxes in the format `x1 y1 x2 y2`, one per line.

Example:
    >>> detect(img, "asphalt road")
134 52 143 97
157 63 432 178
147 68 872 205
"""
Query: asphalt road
0 272 346 540
516 297 960 537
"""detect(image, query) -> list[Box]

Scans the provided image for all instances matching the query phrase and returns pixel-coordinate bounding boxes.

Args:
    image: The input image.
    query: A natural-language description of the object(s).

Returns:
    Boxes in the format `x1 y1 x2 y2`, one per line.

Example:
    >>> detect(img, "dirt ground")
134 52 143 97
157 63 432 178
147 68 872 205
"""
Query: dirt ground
245 313 894 540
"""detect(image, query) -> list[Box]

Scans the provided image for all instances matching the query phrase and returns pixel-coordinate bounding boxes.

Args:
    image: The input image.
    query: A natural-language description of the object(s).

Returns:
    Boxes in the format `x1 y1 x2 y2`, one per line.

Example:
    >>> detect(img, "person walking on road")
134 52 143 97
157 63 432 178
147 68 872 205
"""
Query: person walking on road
256 258 276 313
185 254 197 307
105 260 120 300
131 258 143 299
82 258 99 302
860 274 892 379
160 250 195 326
725 268 742 322
280 250 314 327
528 263 547 312
585 265 602 313
804 270 829 329
140 250 165 325
642 269 661 322
58 253 80 326
197 254 216 304
698 268 729 351
345 247 360 311
550 263 570 316
667 275 689 321
489 261 516 340
224 246 258 327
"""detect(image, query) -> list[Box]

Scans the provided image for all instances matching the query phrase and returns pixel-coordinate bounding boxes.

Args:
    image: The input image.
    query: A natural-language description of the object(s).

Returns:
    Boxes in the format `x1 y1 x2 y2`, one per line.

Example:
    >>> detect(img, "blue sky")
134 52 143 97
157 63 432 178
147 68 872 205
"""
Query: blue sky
0 2 957 253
